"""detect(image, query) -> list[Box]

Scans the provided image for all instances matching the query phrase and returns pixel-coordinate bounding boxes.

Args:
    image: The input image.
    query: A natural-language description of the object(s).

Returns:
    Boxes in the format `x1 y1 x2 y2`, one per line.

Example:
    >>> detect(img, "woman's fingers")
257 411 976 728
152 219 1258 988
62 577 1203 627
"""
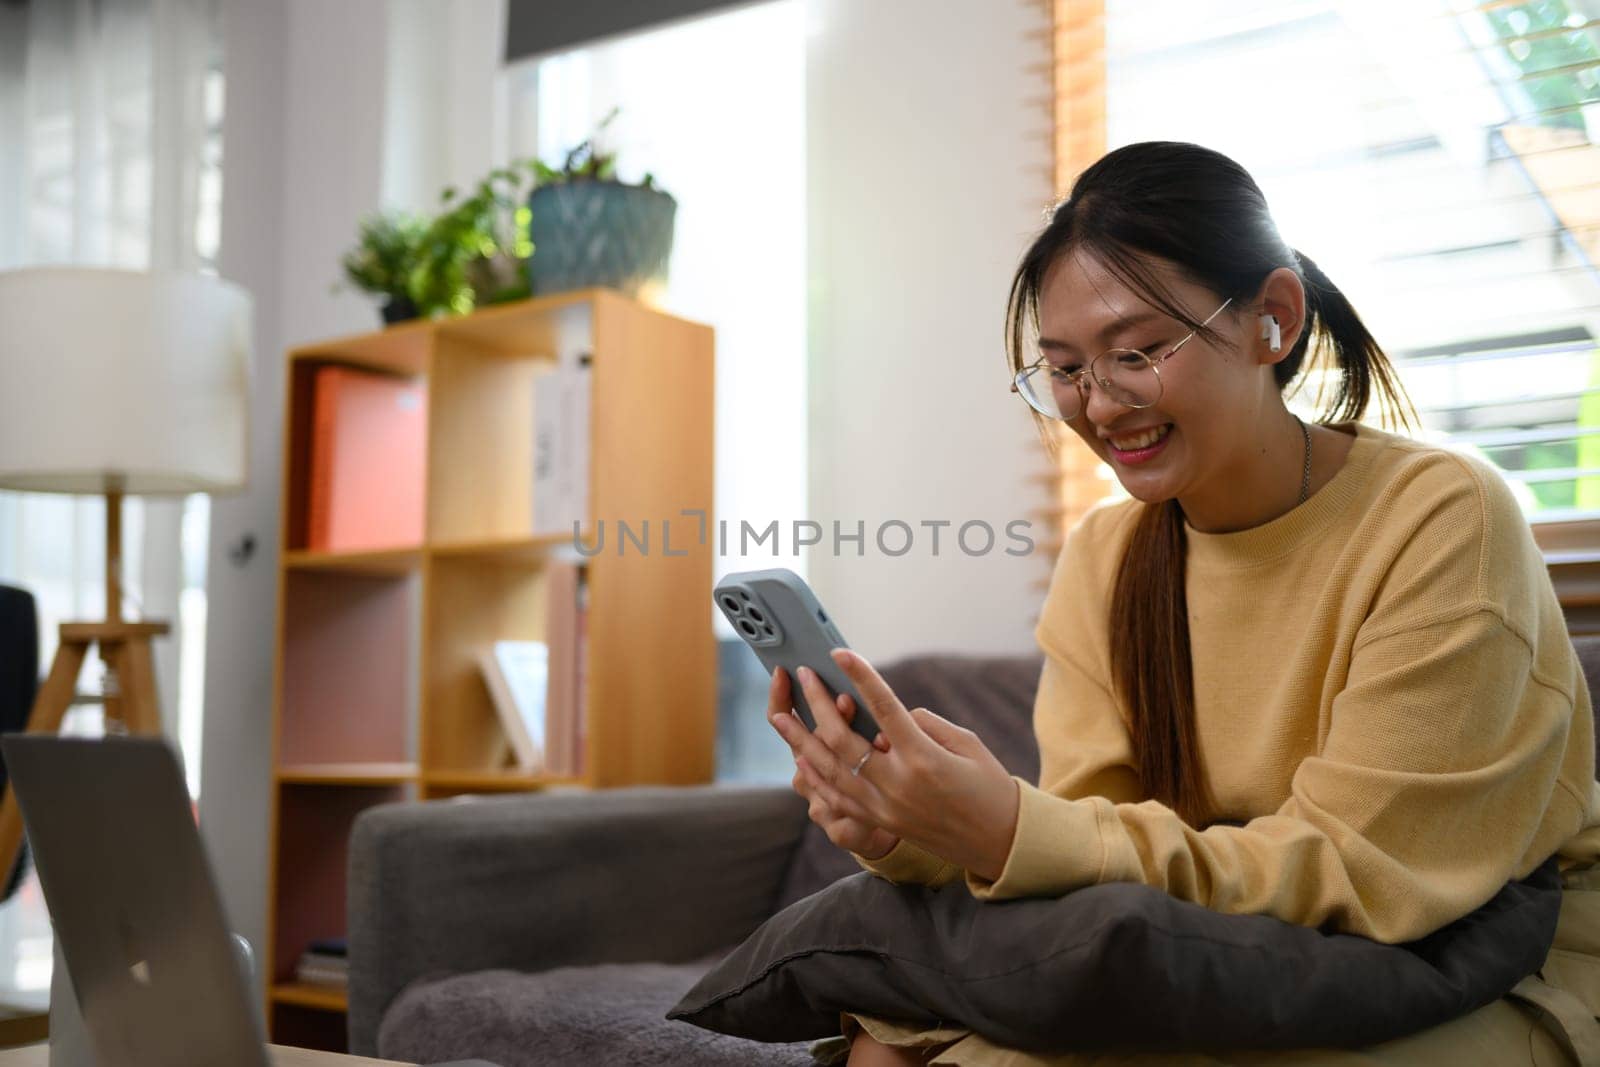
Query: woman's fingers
796 754 875 824
800 755 889 838
771 667 895 833
773 670 865 788
767 667 806 754
795 665 856 747
839 692 891 752
795 664 876 770
829 649 922 753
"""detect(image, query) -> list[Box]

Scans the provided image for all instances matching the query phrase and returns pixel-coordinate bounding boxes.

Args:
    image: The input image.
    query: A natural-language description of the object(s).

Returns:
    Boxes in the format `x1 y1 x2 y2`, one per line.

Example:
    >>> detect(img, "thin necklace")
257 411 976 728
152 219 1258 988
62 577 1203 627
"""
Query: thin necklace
1295 415 1312 506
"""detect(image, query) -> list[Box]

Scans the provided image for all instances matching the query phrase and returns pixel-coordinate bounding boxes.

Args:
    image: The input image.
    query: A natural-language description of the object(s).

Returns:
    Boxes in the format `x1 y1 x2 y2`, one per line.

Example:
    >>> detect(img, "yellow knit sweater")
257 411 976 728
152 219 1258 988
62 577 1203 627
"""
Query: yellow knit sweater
858 422 1600 943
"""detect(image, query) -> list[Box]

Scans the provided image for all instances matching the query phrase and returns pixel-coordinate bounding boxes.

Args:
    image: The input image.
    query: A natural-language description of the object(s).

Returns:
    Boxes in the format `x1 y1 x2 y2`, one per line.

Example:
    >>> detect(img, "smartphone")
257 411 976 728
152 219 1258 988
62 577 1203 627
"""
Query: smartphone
714 567 880 742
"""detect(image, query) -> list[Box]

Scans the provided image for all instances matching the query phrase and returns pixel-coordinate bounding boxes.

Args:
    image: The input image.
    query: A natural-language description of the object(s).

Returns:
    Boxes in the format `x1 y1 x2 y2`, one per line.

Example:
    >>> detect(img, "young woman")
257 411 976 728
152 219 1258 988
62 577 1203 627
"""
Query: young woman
767 141 1600 1065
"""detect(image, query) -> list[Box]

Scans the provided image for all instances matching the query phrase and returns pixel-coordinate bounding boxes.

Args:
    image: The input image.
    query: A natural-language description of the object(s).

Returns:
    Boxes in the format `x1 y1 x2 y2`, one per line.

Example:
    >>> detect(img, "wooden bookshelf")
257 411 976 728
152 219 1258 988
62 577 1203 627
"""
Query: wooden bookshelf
265 289 716 1050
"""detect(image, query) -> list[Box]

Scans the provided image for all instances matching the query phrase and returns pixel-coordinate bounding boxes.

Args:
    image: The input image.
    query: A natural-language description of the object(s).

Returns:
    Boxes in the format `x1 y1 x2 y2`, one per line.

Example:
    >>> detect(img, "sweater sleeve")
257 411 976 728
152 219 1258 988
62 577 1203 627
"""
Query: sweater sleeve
964 605 1587 943
852 836 962 887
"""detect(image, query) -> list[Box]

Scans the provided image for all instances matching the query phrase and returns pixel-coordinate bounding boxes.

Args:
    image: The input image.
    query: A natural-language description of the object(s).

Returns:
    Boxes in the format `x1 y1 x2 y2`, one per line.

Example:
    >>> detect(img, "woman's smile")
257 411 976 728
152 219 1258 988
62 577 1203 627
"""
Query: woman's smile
1104 422 1173 465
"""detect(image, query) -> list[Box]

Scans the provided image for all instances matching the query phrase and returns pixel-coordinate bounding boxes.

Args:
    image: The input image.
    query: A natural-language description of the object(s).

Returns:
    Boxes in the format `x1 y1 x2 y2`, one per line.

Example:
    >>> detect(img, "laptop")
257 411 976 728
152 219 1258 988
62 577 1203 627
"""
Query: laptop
1 734 269 1067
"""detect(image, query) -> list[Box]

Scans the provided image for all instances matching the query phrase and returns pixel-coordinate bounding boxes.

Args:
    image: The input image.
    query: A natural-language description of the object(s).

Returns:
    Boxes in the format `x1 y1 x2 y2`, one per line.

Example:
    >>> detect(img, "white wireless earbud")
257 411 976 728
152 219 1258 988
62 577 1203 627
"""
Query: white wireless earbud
1259 315 1282 353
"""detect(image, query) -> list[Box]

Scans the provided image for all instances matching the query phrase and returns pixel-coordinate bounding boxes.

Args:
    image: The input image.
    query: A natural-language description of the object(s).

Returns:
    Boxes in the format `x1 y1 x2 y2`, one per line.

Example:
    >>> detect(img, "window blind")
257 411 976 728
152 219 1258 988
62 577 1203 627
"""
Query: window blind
503 0 754 63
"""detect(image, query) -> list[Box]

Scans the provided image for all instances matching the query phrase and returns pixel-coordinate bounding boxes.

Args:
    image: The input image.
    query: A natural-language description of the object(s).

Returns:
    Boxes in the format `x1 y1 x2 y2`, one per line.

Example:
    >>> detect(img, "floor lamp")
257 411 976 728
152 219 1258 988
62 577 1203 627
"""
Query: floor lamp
0 267 252 883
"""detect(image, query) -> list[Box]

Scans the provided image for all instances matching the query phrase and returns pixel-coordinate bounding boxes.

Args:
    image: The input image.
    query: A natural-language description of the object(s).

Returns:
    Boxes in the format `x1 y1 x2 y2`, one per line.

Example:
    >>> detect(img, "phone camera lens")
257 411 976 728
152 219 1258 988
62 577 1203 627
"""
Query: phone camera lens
747 607 765 624
738 618 759 639
720 595 741 614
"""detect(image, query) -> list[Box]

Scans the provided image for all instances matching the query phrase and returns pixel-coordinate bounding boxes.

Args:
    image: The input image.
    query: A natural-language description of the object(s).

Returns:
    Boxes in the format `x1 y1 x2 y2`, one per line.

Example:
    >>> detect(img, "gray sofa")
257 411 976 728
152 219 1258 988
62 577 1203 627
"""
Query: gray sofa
347 653 1043 1065
348 638 1600 1065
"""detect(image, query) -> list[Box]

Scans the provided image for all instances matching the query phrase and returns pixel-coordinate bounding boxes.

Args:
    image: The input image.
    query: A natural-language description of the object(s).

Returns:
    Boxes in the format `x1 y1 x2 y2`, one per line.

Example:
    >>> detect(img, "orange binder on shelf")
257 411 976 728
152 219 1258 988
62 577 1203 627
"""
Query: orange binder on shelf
306 366 427 553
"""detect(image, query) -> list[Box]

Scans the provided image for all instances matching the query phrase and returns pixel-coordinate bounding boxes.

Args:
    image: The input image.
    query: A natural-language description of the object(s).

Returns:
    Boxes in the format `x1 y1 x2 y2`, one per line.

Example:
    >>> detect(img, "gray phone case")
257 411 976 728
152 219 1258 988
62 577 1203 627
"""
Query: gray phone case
714 567 880 742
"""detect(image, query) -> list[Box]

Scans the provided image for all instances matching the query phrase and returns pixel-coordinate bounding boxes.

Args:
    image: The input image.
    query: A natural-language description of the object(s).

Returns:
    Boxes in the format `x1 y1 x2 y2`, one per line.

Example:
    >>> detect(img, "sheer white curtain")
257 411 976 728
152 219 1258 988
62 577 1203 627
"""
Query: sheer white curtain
0 0 222 1008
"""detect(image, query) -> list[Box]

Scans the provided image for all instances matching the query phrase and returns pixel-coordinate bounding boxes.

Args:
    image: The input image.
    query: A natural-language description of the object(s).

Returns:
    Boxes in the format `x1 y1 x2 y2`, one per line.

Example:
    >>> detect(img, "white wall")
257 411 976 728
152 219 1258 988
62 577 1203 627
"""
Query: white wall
202 0 392 994
804 0 1052 662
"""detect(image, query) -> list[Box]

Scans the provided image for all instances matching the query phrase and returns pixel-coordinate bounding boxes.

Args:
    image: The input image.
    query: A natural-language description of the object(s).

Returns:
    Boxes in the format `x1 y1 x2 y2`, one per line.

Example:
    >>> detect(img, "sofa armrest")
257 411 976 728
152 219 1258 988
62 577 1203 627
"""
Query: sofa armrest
346 783 807 1055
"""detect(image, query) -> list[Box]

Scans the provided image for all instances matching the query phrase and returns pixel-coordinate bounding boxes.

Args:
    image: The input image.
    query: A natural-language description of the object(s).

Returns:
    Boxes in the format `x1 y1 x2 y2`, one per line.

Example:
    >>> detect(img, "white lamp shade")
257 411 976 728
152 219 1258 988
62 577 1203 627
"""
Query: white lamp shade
0 267 252 495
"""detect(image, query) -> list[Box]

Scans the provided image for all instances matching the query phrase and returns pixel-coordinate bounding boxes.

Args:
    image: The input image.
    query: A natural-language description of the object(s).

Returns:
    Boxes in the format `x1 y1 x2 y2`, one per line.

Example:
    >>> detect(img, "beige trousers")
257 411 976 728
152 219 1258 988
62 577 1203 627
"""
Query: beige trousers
816 873 1600 1067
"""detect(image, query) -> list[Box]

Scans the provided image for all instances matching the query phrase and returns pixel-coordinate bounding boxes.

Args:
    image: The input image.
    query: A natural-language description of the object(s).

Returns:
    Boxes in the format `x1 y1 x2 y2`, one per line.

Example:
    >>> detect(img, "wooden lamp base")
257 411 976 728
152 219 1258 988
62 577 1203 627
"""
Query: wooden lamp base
0 487 172 885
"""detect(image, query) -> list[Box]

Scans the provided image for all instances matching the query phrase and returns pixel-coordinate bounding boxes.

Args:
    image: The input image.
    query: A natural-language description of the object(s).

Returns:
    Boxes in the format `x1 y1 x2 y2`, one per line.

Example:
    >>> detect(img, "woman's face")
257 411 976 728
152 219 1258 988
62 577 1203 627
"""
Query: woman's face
1035 249 1281 511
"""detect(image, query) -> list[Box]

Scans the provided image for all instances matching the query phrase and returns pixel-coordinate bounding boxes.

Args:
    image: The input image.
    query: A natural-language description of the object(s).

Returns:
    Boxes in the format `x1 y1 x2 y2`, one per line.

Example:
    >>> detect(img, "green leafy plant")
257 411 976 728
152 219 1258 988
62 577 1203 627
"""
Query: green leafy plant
407 171 532 316
338 211 427 305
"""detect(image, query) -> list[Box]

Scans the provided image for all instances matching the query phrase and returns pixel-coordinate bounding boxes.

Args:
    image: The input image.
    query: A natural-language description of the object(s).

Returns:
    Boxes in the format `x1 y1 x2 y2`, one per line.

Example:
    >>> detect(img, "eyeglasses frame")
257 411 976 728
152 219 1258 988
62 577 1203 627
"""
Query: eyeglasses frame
1010 296 1235 422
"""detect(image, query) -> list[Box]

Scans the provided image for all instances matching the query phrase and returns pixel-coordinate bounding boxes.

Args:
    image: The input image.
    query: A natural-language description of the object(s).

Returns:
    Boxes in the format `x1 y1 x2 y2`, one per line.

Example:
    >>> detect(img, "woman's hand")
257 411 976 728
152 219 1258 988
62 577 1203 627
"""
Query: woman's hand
769 666 900 860
767 649 1022 883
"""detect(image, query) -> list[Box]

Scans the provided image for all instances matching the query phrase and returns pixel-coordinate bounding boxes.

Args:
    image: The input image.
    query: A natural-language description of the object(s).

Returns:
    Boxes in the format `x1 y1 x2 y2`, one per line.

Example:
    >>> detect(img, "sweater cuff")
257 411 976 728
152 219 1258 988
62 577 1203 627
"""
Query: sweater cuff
966 779 1132 900
853 836 957 886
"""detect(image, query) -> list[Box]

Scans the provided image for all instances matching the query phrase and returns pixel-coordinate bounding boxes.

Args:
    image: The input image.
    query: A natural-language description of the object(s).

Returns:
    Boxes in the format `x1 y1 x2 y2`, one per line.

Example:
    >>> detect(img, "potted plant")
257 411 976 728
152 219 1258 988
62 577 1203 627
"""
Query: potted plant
337 211 428 324
337 109 672 324
522 108 677 301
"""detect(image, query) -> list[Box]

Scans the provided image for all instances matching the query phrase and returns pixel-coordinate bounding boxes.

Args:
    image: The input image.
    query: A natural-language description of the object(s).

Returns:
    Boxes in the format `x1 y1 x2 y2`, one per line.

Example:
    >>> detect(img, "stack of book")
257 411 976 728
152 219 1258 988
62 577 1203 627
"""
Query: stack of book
478 561 589 777
295 937 348 988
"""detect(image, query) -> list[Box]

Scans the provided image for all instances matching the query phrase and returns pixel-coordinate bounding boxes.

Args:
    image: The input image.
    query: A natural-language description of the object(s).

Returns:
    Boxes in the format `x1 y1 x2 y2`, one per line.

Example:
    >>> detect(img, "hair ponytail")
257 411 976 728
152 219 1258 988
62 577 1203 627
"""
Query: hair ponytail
1108 500 1209 824
1286 249 1417 431
1006 143 1418 827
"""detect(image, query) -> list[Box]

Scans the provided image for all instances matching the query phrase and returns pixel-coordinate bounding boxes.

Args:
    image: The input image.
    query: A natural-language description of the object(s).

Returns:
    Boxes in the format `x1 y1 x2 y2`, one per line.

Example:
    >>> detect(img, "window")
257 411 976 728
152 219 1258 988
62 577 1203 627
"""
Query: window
1050 0 1600 527
503 0 805 782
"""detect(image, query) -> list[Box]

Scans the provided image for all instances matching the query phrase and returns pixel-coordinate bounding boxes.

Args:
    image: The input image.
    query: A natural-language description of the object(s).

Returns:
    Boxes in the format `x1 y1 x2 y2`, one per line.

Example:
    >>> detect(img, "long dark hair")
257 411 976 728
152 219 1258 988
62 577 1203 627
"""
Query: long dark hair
1005 142 1416 826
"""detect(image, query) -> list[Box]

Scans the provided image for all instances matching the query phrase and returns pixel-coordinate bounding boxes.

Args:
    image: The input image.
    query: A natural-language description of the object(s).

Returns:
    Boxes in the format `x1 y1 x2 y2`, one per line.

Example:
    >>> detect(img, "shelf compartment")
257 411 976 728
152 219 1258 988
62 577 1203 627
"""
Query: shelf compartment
421 555 548 775
280 571 417 766
424 341 549 545
271 784 409 992
277 762 418 786
284 358 428 555
426 301 590 545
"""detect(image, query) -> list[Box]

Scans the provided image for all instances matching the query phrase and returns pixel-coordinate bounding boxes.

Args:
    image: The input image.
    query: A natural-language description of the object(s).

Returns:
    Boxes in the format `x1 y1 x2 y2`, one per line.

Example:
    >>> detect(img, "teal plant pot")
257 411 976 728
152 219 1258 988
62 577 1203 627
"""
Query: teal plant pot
526 180 677 299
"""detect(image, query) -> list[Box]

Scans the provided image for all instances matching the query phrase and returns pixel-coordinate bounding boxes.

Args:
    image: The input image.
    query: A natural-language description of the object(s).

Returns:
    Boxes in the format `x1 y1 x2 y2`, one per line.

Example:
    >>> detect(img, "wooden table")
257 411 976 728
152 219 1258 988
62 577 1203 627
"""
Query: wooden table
0 1045 411 1065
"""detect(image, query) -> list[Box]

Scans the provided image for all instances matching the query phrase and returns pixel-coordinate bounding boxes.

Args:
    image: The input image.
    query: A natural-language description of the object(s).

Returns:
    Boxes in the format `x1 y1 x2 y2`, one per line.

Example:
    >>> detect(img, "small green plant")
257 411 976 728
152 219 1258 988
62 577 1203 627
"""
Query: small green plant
338 211 427 306
407 172 532 316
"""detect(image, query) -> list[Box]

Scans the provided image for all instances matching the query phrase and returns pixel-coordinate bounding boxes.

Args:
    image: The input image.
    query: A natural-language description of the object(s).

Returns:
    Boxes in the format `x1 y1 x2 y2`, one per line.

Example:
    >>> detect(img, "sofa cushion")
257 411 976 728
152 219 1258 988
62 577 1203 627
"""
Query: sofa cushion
379 955 818 1067
672 860 1562 1053
774 653 1043 910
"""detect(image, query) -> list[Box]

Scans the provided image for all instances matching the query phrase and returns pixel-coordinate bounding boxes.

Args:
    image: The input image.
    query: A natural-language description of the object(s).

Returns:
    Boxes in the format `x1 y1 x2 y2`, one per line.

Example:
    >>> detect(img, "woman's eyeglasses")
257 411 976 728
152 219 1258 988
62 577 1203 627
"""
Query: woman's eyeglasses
1011 297 1233 422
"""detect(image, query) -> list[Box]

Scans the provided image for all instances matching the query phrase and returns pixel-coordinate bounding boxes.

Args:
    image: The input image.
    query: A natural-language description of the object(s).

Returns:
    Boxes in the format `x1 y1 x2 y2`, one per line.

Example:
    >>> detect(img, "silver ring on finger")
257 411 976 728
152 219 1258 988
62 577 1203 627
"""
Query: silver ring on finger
850 749 873 777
